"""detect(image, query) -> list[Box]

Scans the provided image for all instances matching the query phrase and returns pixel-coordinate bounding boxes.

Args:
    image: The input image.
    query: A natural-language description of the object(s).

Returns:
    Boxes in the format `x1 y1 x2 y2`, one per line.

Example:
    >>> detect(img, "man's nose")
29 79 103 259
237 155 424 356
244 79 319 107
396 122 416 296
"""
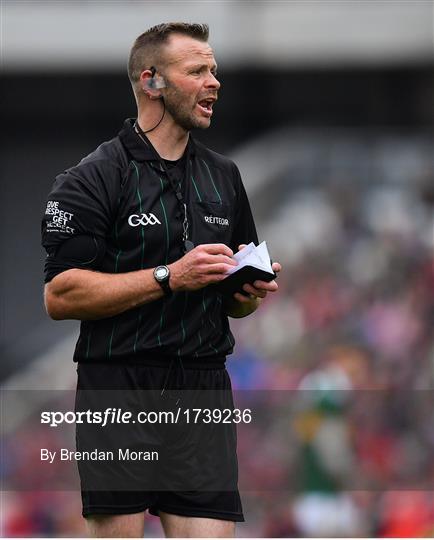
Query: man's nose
205 72 220 90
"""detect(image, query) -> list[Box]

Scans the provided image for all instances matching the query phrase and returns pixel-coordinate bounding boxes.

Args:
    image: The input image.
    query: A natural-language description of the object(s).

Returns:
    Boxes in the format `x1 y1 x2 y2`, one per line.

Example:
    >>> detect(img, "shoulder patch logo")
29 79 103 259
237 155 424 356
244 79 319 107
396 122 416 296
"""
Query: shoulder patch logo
44 200 75 234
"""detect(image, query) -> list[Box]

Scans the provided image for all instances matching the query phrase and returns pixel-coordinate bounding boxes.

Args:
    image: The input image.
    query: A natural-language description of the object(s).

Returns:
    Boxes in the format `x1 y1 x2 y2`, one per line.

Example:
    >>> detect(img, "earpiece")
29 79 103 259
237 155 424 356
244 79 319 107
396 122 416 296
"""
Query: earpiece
145 66 166 91
146 76 166 90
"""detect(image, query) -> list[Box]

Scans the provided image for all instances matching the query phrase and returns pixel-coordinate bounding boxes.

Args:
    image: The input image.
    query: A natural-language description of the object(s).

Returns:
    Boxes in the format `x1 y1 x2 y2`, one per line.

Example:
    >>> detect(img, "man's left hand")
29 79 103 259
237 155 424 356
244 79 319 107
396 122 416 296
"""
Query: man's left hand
233 256 281 304
224 244 282 317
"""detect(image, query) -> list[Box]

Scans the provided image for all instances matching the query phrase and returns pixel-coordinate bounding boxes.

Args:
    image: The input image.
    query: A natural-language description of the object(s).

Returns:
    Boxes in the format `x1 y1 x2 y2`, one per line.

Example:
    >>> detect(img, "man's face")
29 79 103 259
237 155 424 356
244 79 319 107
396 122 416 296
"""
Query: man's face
160 34 220 131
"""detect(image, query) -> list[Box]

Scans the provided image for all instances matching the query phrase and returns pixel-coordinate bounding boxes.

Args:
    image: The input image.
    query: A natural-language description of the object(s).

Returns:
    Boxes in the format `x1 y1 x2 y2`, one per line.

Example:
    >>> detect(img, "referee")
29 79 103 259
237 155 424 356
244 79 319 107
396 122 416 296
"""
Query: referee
42 22 281 538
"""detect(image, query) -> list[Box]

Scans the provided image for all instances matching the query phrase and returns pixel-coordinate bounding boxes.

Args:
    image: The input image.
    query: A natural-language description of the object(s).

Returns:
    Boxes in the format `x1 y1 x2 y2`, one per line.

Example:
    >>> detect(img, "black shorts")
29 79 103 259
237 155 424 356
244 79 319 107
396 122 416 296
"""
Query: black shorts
75 360 244 522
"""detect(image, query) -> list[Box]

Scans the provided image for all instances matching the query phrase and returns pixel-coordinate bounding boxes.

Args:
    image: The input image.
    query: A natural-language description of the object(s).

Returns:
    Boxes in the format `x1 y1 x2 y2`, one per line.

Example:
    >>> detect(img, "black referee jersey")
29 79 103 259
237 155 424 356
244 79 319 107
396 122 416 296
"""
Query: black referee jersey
41 118 258 363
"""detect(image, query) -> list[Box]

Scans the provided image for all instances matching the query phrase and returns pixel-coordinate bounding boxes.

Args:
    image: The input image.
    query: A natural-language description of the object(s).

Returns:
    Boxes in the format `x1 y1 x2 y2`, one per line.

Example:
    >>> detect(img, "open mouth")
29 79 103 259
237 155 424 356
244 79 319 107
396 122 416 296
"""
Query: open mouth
197 98 215 116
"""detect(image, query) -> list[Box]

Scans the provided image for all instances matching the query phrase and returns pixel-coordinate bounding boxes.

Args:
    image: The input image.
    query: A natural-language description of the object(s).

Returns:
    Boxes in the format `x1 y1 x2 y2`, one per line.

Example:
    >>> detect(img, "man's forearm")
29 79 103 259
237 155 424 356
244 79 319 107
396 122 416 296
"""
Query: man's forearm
44 244 240 321
44 267 164 321
223 295 261 318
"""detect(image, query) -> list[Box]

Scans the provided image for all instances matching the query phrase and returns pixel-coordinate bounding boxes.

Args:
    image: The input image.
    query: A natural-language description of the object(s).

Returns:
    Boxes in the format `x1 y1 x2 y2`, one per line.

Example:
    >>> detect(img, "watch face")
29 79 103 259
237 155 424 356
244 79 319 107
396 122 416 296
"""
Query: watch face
155 266 169 280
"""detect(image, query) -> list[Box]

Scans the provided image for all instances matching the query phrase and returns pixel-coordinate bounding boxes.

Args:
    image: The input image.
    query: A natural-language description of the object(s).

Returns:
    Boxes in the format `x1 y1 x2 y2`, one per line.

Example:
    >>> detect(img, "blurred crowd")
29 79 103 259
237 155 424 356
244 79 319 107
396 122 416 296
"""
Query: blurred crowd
2 132 433 537
229 132 434 536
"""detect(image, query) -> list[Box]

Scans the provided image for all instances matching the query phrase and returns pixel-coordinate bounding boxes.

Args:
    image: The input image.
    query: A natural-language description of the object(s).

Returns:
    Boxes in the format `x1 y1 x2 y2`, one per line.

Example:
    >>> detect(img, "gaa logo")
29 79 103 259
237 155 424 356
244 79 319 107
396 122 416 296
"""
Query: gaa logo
128 213 161 227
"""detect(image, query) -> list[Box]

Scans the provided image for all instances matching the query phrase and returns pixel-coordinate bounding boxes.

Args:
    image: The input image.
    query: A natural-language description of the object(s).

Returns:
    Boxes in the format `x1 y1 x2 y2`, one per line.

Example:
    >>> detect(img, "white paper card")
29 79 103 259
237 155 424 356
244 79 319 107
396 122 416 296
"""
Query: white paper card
226 241 273 275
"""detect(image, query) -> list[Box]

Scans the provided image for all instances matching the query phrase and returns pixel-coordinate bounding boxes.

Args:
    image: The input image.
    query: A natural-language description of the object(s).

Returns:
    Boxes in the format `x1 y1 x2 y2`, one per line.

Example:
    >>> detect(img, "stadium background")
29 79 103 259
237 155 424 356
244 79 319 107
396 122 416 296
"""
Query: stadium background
1 0 433 536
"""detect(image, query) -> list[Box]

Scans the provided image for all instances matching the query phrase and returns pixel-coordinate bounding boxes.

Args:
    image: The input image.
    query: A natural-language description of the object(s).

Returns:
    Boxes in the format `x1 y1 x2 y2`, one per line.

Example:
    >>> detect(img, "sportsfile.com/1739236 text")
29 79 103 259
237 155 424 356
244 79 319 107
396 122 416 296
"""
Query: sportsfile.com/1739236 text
40 408 253 427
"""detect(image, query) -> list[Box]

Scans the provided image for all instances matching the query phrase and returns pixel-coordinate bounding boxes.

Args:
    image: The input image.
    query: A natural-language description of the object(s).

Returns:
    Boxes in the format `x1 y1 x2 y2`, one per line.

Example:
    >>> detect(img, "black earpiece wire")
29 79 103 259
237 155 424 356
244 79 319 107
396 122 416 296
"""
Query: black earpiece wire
137 66 166 135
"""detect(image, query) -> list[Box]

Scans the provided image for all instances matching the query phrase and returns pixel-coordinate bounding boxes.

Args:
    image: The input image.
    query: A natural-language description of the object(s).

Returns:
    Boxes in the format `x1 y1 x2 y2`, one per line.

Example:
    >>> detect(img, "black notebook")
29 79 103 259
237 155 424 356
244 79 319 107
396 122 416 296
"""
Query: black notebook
216 242 276 296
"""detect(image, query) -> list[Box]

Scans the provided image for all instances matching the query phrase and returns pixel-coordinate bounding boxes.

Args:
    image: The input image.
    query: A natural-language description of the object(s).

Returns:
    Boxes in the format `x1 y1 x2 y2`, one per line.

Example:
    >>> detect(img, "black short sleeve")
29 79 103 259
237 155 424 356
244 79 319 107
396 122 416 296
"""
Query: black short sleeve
229 163 259 252
41 159 121 281
43 234 107 283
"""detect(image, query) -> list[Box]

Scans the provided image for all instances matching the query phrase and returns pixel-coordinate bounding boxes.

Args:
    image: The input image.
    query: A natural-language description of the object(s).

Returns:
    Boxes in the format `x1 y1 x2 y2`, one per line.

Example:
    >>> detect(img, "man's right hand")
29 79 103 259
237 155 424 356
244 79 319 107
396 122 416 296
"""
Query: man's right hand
169 243 237 292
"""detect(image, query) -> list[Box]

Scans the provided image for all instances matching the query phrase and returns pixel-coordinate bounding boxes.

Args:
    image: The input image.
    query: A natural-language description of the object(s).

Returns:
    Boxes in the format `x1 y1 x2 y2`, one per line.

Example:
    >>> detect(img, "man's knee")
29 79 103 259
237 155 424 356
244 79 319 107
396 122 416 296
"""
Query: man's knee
85 512 145 538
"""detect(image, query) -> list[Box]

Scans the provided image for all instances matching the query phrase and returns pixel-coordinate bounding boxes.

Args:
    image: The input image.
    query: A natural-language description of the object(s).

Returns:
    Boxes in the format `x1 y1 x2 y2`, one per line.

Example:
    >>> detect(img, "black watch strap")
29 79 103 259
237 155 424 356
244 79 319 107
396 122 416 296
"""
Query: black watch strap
153 265 172 297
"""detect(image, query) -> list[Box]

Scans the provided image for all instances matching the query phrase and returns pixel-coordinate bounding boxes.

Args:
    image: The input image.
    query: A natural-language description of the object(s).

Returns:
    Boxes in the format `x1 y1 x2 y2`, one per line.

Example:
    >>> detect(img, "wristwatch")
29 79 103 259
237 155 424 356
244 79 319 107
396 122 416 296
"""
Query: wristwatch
153 265 172 297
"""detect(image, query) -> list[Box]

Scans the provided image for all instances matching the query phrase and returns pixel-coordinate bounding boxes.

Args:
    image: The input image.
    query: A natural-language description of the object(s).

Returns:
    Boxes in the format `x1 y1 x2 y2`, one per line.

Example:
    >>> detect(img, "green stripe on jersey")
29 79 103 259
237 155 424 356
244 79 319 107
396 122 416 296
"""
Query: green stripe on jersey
132 161 146 268
201 289 219 355
177 292 188 357
157 177 170 347
158 177 170 264
85 326 92 359
107 248 122 358
190 159 203 202
200 158 222 203
131 161 146 354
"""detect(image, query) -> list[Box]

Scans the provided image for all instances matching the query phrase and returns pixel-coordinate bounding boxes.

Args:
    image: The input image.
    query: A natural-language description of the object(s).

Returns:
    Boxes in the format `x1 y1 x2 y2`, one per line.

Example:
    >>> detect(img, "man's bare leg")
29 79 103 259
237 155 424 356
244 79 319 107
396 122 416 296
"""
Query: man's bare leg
159 511 235 538
86 512 145 538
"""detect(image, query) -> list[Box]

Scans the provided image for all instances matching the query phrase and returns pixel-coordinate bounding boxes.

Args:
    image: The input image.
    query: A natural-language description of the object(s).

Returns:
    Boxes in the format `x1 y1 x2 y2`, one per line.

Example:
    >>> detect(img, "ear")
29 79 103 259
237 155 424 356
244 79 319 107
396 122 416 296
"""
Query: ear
140 69 163 99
